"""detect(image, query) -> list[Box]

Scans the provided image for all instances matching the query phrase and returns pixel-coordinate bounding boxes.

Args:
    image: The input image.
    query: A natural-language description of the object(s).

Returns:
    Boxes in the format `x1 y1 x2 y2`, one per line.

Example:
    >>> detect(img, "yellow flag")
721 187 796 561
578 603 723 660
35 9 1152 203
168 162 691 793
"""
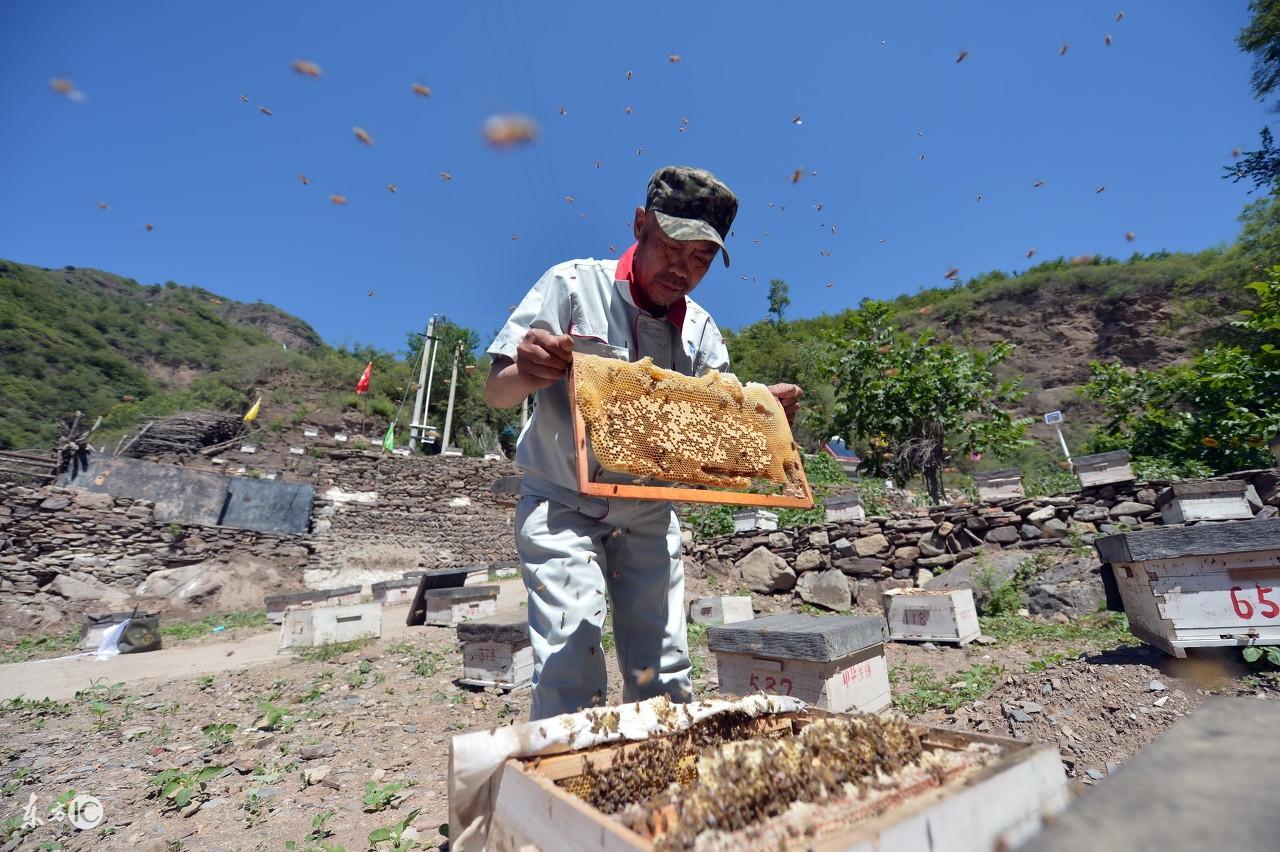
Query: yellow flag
243 396 262 422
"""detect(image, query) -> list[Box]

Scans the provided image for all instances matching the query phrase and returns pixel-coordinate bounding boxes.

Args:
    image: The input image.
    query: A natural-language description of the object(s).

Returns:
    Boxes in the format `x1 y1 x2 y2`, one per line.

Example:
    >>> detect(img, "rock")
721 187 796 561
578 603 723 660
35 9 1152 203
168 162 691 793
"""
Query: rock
926 549 1028 592
1153 695 1169 707
794 550 825 572
807 530 830 547
1136 488 1158 505
795 569 850 611
1028 506 1057 524
1026 556 1105 618
39 495 71 511
181 800 203 817
985 526 1020 545
917 539 945 558
914 568 934 586
1019 524 1041 540
47 573 131 604
736 547 797 593
1072 505 1109 523
833 557 886 577
974 634 997 645
1041 518 1070 537
403 724 417 733
302 764 331 786
767 532 791 550
893 546 921 561
1020 701 1043 714
853 533 890 557
1004 706 1033 723
917 554 956 568
1110 501 1155 519
832 537 855 557
1086 769 1105 781
921 642 938 652
299 743 337 760
1149 680 1166 692
937 521 955 537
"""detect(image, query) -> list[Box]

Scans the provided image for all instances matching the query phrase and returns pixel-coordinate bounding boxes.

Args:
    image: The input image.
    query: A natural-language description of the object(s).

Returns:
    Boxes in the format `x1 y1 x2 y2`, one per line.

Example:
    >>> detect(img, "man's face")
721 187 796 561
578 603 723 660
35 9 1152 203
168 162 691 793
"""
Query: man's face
630 207 719 307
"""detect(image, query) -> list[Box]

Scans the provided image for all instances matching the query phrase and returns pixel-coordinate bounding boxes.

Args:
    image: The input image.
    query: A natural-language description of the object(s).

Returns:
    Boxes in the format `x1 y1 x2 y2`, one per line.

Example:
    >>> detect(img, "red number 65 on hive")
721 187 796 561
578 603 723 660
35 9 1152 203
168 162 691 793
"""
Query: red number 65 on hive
1229 584 1280 621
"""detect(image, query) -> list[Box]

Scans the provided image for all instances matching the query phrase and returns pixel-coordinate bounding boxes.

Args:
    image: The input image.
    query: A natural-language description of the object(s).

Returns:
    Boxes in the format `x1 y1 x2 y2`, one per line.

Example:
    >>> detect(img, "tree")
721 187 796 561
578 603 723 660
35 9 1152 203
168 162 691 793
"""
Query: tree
1083 267 1280 472
830 302 1031 505
767 279 790 326
1229 3 1280 189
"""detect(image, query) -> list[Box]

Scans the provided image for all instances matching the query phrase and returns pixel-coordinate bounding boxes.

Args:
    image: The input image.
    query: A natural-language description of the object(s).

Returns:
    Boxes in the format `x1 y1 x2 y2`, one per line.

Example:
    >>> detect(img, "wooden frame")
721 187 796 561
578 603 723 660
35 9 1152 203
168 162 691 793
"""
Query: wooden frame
485 713 1068 852
569 354 814 508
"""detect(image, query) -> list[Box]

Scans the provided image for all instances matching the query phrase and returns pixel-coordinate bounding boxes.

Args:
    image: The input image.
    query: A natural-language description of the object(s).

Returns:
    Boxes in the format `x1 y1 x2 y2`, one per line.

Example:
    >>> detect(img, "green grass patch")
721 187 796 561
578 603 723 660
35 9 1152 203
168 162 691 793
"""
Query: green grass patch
296 637 374 663
979 612 1137 648
890 663 1004 715
161 610 268 641
0 629 81 664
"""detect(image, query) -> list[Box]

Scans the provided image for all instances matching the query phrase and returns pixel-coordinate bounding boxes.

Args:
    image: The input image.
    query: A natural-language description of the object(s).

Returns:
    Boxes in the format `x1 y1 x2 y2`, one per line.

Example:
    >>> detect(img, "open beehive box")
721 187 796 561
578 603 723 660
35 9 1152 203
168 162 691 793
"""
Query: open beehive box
569 353 813 508
480 705 1067 852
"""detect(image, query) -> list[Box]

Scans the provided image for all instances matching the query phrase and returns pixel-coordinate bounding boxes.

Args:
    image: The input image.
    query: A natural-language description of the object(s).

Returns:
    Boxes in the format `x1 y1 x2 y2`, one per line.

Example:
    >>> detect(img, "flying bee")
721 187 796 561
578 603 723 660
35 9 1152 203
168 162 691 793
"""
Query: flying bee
411 82 432 97
1059 43 1069 56
329 194 348 205
259 106 273 116
353 126 373 146
386 183 397 193
955 50 969 63
1026 248 1037 258
668 54 681 64
1095 185 1106 193
790 168 803 184
1125 230 1135 241
298 175 311 185
290 59 323 77
49 77 85 102
145 223 154 231
483 113 538 147
944 267 959 280
440 171 453 181
97 202 108 210
626 69 633 80
1105 34 1113 46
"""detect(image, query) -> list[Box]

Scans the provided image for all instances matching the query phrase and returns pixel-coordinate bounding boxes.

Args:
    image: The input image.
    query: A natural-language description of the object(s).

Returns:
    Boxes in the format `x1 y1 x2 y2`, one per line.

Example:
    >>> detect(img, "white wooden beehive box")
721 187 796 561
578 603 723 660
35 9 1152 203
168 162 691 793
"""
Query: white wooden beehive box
278 602 382 652
883 587 981 645
1154 480 1255 525
425 585 500 626
687 595 754 626
708 613 891 713
1073 450 1135 489
973 468 1026 502
456 614 532 690
1096 518 1280 657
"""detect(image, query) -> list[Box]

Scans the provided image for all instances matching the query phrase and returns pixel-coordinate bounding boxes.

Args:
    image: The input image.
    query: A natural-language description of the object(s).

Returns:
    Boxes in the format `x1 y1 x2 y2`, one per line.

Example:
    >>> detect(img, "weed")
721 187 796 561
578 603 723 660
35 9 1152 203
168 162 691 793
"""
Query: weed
363 779 411 812
201 722 237 747
890 663 1004 715
979 612 1137 650
162 611 268 641
196 675 214 691
298 637 374 663
368 807 422 850
2 696 72 718
299 671 334 703
254 701 296 733
148 765 226 811
1243 645 1280 667
242 788 271 828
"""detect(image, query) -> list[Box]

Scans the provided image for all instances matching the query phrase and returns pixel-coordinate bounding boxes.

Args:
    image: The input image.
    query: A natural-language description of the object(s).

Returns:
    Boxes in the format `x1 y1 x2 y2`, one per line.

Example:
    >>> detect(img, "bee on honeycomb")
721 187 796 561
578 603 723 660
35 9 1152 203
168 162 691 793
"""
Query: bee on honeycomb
573 355 807 498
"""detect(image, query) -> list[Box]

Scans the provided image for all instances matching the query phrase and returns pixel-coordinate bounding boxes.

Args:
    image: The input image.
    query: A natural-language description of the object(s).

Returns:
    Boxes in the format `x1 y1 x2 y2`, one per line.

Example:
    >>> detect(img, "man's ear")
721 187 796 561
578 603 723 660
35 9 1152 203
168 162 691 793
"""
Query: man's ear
632 207 647 240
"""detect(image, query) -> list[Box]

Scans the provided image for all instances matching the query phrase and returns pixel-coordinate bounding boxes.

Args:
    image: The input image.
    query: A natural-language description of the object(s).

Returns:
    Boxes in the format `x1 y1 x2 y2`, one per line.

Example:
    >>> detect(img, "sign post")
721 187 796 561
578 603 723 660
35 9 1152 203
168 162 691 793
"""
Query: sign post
1044 410 1071 462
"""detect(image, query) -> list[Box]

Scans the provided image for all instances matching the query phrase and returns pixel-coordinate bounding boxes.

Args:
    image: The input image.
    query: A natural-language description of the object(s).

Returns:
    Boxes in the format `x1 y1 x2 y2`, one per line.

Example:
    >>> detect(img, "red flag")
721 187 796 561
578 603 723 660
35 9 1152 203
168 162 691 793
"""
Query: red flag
355 361 372 395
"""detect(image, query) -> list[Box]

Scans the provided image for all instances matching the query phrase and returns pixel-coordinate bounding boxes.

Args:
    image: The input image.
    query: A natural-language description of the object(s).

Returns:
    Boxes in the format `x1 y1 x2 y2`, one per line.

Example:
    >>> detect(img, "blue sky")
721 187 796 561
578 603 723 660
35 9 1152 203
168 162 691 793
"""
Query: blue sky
0 1 1269 354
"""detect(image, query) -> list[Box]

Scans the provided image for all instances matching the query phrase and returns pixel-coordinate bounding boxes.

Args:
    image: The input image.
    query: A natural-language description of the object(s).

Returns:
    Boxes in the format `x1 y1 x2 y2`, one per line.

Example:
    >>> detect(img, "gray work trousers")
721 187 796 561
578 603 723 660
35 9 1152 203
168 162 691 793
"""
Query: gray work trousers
514 492 691 720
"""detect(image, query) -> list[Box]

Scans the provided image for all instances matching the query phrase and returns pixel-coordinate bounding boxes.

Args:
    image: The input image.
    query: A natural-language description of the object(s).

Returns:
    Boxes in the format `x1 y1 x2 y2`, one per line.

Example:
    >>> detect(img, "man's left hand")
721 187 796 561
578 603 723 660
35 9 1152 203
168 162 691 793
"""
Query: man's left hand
768 383 803 425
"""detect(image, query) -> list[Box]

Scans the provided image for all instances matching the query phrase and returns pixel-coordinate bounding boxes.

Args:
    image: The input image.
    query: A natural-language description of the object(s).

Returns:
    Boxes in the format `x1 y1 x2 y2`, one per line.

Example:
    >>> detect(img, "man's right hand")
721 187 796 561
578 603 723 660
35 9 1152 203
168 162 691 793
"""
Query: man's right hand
515 329 574 389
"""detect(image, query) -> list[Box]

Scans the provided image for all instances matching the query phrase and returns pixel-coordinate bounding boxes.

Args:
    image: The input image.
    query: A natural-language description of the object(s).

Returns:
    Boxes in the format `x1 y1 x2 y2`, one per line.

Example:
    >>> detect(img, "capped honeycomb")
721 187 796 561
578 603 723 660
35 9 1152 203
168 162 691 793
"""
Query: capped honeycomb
572 354 807 497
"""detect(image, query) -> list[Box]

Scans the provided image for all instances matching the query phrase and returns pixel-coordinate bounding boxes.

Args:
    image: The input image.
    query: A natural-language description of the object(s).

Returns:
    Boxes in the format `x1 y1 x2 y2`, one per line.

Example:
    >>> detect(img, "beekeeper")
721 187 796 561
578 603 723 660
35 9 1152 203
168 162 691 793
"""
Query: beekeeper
484 165 801 719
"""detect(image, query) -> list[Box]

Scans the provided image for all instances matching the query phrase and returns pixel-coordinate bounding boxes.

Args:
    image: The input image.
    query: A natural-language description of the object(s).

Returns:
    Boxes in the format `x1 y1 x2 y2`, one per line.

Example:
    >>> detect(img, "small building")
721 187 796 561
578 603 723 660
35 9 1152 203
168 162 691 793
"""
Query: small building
822 437 862 478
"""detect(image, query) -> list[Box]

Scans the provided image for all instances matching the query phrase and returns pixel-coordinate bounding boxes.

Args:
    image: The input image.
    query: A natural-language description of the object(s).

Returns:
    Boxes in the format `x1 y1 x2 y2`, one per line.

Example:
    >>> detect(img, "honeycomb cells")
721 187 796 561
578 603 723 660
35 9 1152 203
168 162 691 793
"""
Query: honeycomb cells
573 355 806 496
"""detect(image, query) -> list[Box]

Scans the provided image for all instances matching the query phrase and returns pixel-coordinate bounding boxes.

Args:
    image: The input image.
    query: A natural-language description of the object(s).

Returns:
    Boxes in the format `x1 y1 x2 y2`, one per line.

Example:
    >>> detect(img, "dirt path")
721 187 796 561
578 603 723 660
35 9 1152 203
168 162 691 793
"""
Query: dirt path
0 581 528 702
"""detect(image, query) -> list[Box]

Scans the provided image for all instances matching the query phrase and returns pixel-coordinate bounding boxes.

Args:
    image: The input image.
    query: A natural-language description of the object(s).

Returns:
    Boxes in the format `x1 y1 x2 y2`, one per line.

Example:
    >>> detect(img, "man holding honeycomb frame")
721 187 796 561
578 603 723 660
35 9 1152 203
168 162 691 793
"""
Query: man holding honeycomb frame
485 166 802 719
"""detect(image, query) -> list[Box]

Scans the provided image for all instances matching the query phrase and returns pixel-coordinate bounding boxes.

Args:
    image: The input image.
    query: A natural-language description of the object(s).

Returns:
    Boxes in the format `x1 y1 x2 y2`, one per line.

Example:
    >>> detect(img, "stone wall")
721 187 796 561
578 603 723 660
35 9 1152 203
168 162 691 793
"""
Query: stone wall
0 451 523 635
687 471 1280 612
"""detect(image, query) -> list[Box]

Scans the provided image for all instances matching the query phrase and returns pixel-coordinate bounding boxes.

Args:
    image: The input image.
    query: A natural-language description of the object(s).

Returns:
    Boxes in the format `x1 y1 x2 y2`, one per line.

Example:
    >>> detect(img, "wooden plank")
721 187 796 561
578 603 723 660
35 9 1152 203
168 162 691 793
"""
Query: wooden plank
706 613 888 662
489 760 646 852
1149 565 1280 628
1096 518 1280 563
1022 698 1280 852
972 468 1022 484
569 355 815 510
457 614 530 644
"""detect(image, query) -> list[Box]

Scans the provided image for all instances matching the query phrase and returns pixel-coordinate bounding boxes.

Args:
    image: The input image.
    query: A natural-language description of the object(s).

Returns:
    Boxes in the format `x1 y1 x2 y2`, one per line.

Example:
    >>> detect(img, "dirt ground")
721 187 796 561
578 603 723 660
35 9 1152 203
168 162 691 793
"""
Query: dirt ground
1 574 1276 851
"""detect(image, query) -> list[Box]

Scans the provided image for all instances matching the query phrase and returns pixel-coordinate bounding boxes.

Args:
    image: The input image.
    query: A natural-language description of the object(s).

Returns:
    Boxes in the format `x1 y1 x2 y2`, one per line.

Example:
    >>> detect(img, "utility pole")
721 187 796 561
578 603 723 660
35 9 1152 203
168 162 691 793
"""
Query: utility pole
441 342 463 454
409 317 434 451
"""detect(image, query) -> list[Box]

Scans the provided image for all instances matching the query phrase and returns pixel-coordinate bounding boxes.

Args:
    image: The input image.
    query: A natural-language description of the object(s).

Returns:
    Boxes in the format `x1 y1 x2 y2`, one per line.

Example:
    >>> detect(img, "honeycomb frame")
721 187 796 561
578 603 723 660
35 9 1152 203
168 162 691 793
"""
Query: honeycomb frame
569 353 814 508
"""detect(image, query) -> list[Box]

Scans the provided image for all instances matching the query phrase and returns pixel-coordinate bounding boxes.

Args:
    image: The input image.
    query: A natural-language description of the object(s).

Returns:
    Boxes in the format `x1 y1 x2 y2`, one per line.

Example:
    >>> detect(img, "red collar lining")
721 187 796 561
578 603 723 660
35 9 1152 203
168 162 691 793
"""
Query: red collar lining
616 243 686 329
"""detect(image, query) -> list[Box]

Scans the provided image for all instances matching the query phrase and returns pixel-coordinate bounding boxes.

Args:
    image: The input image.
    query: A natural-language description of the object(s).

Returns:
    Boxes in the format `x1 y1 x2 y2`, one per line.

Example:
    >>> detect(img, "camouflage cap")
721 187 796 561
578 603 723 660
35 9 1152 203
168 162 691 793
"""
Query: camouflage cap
645 165 738 266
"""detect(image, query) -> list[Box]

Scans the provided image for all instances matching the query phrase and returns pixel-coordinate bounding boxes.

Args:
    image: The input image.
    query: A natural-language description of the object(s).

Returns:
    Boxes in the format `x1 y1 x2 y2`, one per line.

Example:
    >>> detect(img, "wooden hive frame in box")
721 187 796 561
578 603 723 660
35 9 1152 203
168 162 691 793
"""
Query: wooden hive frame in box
568 353 814 508
485 711 1068 852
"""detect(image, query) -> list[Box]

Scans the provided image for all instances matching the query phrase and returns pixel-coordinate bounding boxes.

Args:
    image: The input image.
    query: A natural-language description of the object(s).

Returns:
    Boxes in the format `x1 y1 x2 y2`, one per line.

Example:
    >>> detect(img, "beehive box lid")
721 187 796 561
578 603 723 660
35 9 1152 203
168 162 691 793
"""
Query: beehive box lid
1073 449 1131 468
822 492 864 509
1154 479 1248 508
457 613 530 644
973 467 1022 483
1095 517 1280 563
707 613 888 662
372 577 420 592
417 568 472 590
265 586 360 608
426 585 500 602
1021 697 1280 852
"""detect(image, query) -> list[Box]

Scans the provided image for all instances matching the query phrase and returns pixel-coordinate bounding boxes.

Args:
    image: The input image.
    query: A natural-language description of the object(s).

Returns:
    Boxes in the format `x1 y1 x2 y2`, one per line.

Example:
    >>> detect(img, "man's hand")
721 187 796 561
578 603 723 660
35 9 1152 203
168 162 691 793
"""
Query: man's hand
768 383 803 425
515 329 574 389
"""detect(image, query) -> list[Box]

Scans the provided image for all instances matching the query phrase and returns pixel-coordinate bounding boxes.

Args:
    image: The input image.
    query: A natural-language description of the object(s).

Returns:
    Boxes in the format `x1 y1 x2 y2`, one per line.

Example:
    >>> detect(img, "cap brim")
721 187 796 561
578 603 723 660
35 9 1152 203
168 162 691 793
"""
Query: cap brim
653 210 730 267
